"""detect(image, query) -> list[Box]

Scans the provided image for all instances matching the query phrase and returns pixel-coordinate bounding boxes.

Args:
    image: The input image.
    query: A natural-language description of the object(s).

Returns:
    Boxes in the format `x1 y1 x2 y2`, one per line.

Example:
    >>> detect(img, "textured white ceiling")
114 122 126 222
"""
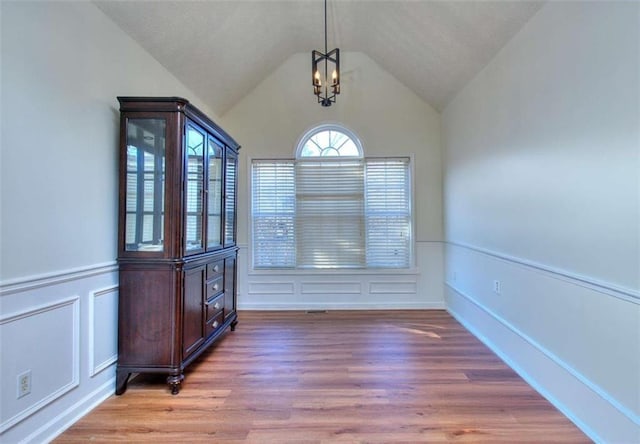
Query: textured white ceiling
95 0 544 115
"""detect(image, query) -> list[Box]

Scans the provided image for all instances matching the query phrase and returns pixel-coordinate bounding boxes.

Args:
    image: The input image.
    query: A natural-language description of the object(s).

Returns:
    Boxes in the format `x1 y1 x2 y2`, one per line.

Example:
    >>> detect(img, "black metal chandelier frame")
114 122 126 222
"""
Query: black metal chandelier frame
312 0 340 107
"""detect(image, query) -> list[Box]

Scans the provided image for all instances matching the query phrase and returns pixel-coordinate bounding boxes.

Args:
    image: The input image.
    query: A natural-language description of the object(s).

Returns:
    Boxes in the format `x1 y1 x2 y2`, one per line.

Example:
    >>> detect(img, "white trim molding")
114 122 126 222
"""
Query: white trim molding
247 282 295 295
446 284 640 443
88 286 119 377
444 239 640 443
0 262 118 297
0 262 118 444
0 296 81 433
238 301 445 311
447 241 639 303
23 378 115 444
237 240 444 311
369 281 417 294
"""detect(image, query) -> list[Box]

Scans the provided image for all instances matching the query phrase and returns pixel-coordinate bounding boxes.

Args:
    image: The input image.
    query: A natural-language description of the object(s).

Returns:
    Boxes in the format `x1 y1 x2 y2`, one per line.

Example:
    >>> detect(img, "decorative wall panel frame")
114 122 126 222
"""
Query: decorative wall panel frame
0 296 80 433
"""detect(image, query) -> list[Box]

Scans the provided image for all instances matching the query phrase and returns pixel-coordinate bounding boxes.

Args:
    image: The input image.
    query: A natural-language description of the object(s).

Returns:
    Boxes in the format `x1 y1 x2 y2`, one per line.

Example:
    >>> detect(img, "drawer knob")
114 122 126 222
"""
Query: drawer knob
214 302 220 310
213 265 219 273
212 320 219 329
212 283 219 292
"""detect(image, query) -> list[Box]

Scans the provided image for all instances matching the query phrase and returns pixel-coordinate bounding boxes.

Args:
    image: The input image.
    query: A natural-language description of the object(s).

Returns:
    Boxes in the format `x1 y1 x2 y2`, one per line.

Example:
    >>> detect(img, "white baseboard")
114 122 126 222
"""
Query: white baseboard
446 285 640 444
22 377 114 444
237 302 446 310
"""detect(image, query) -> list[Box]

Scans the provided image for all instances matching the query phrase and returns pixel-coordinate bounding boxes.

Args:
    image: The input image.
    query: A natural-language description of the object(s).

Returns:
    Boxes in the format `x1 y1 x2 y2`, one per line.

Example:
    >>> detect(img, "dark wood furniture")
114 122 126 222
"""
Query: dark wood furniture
115 97 239 395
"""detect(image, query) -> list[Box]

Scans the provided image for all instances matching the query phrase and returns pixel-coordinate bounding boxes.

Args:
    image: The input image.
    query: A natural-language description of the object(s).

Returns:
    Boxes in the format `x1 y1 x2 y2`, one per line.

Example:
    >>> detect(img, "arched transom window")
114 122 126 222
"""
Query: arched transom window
297 125 363 158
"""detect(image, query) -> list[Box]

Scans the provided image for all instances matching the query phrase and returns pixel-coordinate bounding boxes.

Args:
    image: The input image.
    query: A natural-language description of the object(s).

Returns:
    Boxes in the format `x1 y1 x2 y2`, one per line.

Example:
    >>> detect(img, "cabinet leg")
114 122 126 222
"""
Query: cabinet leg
115 371 130 395
167 374 184 395
231 319 238 331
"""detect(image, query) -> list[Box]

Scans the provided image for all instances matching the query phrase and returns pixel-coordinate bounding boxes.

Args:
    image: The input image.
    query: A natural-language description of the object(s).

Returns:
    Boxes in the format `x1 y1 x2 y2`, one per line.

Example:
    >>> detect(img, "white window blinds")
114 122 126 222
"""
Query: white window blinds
251 161 296 267
252 157 411 269
296 160 365 268
365 158 411 267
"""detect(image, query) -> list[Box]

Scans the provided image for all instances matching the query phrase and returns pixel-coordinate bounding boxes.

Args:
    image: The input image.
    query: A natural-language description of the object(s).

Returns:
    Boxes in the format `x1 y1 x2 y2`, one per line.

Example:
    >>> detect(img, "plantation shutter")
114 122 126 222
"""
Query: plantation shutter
365 158 411 268
251 160 296 268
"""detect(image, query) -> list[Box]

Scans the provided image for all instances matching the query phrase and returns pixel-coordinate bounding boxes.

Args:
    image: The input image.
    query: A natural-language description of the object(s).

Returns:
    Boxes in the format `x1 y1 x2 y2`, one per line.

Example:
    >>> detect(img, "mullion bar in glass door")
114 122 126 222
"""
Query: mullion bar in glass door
185 125 205 253
207 137 224 250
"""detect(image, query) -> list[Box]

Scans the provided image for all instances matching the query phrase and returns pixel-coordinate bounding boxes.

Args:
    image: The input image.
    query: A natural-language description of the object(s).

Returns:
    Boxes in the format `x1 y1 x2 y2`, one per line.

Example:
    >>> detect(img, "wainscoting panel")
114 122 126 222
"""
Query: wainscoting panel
0 264 118 443
247 282 295 295
369 281 417 294
89 286 118 377
445 243 640 443
0 297 79 433
301 282 362 295
237 242 445 310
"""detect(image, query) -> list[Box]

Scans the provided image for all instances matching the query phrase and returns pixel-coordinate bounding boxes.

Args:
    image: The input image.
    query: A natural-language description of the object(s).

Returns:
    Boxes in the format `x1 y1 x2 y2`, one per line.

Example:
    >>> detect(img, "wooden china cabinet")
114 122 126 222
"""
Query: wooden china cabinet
115 97 239 395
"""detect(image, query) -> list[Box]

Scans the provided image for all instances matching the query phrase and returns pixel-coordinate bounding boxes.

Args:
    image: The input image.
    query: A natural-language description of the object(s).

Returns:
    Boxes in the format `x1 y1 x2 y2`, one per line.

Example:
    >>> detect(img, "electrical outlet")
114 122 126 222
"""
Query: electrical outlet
493 280 501 294
17 370 31 399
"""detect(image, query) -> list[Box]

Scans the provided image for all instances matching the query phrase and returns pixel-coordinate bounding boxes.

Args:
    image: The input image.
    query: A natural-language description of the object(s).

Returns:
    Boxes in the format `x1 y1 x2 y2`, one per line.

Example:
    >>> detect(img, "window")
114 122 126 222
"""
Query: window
252 125 411 269
297 125 362 158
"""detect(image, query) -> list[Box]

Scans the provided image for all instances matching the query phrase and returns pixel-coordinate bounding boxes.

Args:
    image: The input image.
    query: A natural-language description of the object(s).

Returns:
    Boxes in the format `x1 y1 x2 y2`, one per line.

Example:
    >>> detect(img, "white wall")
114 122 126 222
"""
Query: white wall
221 52 444 310
0 3 217 442
442 2 639 442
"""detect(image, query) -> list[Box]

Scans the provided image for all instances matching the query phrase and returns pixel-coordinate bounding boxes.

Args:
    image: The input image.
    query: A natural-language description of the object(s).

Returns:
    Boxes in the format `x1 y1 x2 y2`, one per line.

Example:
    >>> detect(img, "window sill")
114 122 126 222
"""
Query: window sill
248 267 420 277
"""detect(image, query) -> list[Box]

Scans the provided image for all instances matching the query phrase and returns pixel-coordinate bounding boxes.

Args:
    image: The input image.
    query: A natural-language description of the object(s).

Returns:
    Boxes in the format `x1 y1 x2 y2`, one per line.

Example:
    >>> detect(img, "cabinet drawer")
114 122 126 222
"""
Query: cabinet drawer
206 260 224 278
206 312 224 336
206 275 224 299
205 293 224 322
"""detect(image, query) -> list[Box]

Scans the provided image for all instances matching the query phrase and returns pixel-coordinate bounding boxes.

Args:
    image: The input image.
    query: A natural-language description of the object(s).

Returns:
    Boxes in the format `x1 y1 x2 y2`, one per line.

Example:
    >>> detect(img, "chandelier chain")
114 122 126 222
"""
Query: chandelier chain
324 0 328 54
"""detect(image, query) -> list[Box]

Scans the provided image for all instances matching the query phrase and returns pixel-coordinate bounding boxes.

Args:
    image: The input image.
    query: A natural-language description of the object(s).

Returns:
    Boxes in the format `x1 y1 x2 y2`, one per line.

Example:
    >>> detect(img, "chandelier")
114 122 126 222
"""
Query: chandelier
312 0 340 107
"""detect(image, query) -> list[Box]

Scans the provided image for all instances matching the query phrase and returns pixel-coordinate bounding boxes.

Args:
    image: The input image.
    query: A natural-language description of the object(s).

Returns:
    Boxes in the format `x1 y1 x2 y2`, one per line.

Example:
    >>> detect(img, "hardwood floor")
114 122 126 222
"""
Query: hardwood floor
56 311 590 443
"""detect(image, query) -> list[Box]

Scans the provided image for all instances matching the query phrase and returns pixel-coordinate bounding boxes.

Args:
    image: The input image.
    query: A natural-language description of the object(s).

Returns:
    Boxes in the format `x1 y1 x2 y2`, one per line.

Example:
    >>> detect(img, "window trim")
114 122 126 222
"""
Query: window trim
295 123 364 159
247 264 420 276
248 154 417 272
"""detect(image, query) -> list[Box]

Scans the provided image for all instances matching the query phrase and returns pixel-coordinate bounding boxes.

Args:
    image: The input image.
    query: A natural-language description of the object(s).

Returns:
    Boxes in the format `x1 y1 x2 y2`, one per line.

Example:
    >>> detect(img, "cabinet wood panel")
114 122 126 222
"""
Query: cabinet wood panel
117 267 176 366
183 266 206 357
224 257 236 320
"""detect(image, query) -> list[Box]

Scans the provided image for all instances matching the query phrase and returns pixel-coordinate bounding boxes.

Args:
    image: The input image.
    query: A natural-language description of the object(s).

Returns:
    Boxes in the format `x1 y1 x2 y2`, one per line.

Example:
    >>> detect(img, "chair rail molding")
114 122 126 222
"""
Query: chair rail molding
447 241 639 303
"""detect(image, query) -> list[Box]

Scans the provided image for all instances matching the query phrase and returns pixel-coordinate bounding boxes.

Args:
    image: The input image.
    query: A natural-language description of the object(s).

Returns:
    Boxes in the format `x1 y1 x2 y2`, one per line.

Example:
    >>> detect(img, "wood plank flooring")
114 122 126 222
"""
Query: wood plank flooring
56 310 590 443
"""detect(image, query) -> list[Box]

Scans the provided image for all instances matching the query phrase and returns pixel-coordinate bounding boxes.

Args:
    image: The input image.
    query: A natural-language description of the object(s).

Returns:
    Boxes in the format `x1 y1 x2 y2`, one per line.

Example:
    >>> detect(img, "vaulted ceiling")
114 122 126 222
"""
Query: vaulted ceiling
95 1 544 116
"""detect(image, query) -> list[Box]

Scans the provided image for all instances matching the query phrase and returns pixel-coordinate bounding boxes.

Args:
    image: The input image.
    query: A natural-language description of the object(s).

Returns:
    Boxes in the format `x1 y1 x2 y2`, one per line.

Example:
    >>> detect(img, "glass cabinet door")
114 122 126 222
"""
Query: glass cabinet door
185 124 205 253
224 148 238 246
207 137 224 250
124 118 166 252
